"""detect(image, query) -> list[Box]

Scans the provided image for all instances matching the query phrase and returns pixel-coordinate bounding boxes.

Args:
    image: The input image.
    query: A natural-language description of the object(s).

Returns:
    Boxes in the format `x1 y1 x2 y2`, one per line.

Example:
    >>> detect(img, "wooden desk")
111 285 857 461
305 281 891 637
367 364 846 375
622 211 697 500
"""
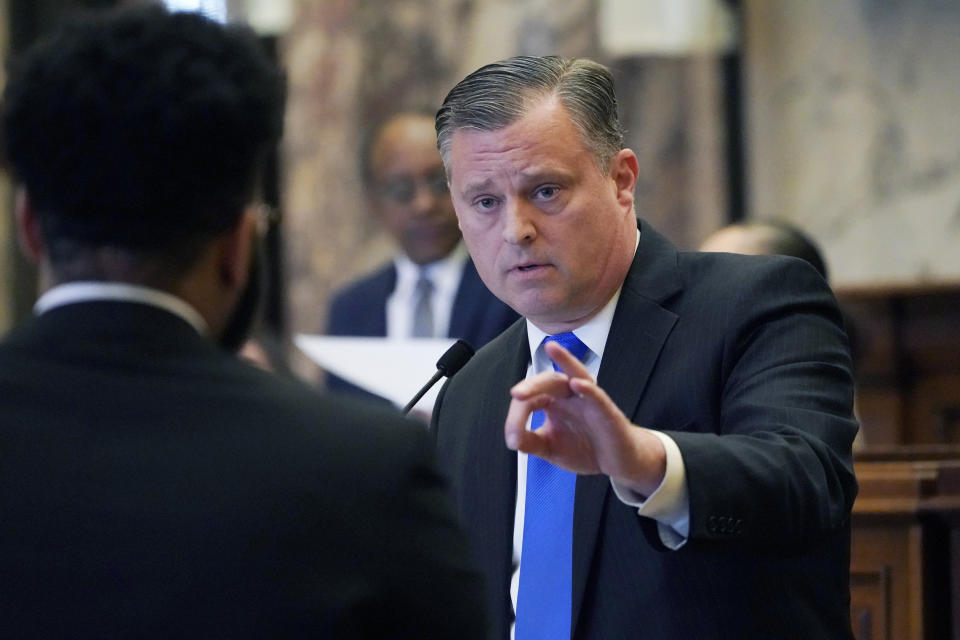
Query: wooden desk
851 458 960 640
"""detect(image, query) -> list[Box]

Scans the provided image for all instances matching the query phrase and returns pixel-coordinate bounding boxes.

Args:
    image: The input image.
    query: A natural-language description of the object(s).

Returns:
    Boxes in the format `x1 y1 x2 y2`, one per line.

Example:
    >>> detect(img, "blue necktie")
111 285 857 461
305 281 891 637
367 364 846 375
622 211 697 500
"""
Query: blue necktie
515 332 590 640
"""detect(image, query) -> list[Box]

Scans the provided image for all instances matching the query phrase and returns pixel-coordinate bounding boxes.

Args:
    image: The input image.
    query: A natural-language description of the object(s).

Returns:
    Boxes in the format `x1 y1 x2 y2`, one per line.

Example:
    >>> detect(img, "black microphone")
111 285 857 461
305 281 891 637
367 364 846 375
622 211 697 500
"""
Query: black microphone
401 339 474 415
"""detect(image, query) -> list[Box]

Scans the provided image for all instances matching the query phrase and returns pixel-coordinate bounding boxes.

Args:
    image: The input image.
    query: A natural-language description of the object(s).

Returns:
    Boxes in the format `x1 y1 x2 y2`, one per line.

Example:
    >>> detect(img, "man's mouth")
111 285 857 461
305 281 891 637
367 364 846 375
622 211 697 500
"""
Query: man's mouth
512 262 551 275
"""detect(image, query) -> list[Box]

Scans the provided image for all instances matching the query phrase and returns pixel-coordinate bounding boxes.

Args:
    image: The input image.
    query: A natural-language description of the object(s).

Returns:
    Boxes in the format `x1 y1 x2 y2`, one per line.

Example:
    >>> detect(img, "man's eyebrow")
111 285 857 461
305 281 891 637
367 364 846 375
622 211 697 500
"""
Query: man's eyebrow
517 169 572 185
457 169 575 199
459 178 497 199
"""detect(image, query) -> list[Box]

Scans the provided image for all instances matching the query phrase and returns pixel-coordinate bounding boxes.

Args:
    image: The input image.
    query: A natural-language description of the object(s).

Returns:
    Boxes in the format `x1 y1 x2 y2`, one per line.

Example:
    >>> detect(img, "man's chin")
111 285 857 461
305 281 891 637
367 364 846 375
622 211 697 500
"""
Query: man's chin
509 292 592 333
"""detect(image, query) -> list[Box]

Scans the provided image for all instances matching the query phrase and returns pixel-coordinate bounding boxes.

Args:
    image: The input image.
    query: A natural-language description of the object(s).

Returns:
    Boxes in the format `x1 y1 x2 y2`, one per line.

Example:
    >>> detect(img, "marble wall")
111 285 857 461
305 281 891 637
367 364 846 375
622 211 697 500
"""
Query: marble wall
280 0 728 377
0 2 955 347
744 0 960 287
6 1 950 350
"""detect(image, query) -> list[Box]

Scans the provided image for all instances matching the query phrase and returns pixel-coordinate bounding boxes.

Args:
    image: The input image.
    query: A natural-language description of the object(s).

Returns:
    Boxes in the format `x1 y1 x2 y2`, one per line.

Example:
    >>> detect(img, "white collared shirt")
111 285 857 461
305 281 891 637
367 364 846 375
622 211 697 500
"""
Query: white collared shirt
386 243 468 339
509 231 690 632
34 281 209 335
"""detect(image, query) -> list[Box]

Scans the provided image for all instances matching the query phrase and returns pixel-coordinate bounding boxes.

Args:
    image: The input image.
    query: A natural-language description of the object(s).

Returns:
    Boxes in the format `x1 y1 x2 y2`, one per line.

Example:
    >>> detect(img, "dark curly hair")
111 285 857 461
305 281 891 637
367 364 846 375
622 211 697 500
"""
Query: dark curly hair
1 4 285 265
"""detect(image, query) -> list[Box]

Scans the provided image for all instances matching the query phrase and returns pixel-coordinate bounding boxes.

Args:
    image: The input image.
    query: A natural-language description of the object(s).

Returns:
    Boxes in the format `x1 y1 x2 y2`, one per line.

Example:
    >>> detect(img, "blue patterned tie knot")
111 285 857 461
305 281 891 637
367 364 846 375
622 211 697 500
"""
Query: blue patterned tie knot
543 331 589 370
530 332 590 431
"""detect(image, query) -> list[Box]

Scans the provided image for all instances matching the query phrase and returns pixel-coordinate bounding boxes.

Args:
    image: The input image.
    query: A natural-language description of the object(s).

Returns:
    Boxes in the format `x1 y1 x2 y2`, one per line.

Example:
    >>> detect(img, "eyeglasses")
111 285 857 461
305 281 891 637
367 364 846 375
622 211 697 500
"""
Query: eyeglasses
375 172 449 205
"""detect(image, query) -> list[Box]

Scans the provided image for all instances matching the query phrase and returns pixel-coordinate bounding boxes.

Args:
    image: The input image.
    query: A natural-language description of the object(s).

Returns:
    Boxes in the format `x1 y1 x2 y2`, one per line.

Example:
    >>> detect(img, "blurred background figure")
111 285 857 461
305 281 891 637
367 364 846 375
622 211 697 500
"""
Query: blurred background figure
325 111 518 397
700 219 829 280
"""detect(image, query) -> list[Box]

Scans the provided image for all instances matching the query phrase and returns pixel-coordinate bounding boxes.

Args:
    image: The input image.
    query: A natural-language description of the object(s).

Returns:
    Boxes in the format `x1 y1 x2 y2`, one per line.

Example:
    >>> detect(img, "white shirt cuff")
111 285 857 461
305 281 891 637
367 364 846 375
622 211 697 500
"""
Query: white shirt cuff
610 430 690 550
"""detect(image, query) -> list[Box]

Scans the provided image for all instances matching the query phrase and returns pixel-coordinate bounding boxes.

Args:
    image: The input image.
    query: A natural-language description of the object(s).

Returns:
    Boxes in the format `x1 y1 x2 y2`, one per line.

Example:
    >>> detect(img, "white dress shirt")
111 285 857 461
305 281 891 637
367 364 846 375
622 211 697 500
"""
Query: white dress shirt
509 234 690 634
386 243 468 339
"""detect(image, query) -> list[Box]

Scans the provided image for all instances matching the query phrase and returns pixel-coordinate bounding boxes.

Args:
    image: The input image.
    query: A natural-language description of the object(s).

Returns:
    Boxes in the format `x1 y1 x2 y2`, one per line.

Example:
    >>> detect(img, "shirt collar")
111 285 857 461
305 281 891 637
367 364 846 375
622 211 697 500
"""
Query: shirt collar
524 228 640 369
525 287 621 372
34 281 209 335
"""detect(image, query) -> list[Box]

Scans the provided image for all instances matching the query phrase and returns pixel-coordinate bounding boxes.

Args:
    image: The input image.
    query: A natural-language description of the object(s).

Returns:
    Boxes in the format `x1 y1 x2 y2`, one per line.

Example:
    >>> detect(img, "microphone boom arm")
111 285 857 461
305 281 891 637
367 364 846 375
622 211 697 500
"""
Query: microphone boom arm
400 339 474 416
401 370 443 415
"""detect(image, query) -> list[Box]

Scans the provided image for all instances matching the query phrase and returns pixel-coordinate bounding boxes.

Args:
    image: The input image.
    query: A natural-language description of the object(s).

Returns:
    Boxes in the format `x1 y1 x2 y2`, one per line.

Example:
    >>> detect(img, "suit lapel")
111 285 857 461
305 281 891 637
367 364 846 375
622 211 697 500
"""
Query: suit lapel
571 223 682 632
457 322 528 634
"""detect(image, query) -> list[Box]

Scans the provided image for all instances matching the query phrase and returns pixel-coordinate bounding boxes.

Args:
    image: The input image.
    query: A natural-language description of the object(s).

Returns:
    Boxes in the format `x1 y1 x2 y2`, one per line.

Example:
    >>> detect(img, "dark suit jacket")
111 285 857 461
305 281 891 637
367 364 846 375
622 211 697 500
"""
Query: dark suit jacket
0 300 486 639
326 256 518 397
432 222 859 640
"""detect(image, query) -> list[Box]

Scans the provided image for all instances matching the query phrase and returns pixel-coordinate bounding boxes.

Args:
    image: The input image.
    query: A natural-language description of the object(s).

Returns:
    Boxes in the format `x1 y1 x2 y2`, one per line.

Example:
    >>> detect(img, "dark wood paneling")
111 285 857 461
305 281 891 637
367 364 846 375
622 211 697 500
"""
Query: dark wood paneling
838 284 960 446
852 458 960 640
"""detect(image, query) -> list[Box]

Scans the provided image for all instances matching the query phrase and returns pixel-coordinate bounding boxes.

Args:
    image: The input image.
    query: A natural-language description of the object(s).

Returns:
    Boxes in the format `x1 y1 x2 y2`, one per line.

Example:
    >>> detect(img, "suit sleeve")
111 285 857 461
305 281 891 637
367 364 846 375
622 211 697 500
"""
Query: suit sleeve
666 258 858 550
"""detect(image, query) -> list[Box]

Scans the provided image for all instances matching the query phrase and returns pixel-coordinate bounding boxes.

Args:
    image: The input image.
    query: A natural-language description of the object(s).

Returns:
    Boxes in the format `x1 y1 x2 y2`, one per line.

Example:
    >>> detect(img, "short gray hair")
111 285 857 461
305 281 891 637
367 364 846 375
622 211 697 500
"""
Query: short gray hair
435 56 625 172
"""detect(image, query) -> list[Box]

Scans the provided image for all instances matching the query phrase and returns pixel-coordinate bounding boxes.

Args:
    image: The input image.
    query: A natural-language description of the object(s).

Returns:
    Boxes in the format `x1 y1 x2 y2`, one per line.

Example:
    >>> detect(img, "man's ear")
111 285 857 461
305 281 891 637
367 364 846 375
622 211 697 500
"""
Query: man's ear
218 208 258 289
14 188 45 264
610 149 640 210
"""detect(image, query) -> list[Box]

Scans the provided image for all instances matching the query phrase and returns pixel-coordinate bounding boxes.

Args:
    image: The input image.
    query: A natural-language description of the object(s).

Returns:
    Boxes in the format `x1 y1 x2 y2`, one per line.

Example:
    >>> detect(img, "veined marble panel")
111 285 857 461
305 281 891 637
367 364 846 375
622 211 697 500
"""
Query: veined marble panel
745 0 960 286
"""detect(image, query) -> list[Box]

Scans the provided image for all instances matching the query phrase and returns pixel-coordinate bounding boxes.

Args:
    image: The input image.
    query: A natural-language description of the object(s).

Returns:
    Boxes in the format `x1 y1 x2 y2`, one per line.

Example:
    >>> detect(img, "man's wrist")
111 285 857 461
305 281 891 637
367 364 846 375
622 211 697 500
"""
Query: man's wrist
610 430 690 546
608 426 667 498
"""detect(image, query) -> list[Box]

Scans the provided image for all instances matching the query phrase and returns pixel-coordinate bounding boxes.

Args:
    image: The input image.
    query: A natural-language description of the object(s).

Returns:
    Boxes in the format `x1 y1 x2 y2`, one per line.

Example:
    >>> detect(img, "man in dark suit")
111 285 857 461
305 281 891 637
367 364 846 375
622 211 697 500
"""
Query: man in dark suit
0 6 484 637
432 55 858 639
327 111 517 397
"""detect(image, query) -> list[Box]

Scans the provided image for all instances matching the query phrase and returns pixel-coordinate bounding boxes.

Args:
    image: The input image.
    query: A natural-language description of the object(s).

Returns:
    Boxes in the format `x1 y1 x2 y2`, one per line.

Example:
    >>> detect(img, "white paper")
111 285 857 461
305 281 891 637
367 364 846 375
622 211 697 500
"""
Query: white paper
294 334 456 414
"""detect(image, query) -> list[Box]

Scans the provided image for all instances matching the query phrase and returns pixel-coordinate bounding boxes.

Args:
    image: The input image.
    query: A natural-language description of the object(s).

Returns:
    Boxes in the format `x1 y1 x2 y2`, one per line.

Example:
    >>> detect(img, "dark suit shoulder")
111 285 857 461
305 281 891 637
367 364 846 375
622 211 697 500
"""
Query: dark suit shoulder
432 316 525 470
327 262 396 336
329 262 396 304
671 250 843 339
194 355 430 477
678 248 829 292
0 316 487 638
442 316 525 399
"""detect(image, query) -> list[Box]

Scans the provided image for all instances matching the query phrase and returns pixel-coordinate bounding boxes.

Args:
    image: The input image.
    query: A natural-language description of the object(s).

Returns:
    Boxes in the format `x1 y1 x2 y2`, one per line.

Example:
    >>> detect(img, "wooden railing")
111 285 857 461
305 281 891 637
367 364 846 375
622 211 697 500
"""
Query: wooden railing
851 456 960 640
837 284 960 640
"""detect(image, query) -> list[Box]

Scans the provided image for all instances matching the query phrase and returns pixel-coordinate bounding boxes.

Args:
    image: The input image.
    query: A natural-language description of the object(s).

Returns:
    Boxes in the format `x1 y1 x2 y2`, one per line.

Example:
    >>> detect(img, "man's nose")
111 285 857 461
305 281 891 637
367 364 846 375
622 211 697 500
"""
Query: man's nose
502 199 537 245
